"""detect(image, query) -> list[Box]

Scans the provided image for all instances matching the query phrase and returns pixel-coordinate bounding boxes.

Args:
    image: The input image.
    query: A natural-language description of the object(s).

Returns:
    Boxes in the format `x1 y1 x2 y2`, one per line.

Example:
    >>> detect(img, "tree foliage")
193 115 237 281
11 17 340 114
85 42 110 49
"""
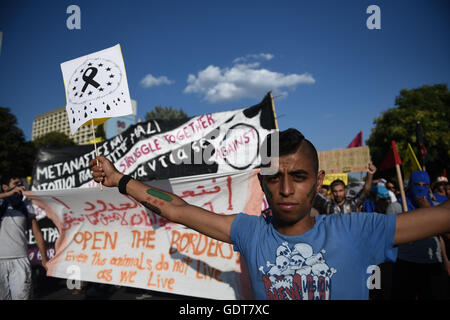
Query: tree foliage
367 84 450 181
95 123 106 140
32 131 75 149
0 107 35 178
145 106 188 121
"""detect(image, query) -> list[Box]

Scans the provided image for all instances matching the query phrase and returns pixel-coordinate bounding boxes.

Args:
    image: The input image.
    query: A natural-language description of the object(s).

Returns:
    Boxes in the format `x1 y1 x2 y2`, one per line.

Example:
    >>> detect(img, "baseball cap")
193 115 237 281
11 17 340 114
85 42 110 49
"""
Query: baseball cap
371 185 390 199
435 176 448 184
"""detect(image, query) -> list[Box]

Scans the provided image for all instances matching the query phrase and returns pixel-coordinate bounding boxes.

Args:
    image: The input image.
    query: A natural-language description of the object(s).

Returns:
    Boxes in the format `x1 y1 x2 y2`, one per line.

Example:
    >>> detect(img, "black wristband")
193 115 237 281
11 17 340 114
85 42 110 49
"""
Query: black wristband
118 175 132 195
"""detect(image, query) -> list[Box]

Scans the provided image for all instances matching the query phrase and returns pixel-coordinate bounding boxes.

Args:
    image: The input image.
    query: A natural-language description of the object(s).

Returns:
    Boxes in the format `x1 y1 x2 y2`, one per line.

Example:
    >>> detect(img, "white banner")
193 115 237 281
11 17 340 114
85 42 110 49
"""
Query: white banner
26 169 265 299
32 93 278 190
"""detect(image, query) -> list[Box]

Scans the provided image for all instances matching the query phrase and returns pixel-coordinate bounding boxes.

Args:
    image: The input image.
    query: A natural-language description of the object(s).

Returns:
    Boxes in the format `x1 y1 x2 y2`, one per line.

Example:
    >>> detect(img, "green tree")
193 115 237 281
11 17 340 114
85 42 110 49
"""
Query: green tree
367 84 450 181
0 107 36 178
32 131 75 149
145 106 188 121
95 123 106 140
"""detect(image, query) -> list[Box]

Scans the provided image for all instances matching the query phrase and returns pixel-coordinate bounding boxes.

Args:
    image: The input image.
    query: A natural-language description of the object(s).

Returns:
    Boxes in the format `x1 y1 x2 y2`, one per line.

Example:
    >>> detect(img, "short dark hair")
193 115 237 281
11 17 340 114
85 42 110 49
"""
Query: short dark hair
330 179 346 190
0 175 19 192
1 175 15 186
432 182 447 192
265 128 319 172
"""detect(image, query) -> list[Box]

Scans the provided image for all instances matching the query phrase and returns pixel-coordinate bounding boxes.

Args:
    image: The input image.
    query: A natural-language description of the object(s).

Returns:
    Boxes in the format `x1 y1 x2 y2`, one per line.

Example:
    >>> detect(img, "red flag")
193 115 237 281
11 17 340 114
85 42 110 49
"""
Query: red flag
379 140 402 171
347 131 363 148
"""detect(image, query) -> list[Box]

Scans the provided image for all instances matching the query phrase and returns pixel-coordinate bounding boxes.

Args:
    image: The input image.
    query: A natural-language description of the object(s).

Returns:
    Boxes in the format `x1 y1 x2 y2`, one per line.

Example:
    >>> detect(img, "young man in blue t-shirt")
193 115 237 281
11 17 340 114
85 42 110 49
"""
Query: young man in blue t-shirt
90 128 450 300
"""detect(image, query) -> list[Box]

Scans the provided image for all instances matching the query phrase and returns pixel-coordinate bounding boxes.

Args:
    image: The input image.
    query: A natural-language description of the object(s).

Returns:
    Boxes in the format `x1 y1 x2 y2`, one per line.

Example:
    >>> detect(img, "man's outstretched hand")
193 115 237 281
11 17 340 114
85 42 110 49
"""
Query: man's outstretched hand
89 156 123 187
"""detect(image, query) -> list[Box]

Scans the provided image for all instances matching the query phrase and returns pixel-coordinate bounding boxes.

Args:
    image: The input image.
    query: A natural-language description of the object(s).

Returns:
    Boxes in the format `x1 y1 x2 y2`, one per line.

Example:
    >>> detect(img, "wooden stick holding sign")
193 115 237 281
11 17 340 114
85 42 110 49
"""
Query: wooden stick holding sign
61 44 133 189
90 118 102 190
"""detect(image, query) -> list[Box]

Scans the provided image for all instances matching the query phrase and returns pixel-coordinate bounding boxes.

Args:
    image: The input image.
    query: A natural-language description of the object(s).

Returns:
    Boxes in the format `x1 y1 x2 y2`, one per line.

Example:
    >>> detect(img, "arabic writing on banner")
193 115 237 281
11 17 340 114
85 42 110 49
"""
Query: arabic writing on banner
318 146 370 174
26 169 264 299
31 94 277 191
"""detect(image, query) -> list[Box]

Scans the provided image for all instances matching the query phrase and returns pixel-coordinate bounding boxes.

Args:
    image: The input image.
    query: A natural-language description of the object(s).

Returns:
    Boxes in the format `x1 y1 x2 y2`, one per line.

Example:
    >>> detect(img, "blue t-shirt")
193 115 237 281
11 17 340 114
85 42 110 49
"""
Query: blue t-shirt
230 212 398 300
433 192 448 203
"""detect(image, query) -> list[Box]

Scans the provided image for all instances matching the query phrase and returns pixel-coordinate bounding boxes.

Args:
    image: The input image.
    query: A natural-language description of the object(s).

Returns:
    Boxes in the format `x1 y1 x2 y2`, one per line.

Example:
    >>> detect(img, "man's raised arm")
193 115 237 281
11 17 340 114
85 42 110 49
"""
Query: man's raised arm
394 200 450 245
362 162 377 197
89 156 236 244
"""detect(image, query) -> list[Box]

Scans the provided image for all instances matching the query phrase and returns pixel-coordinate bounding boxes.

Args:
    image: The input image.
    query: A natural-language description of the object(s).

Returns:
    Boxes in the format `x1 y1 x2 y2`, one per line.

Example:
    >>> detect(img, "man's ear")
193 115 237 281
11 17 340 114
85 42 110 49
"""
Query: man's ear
317 170 325 191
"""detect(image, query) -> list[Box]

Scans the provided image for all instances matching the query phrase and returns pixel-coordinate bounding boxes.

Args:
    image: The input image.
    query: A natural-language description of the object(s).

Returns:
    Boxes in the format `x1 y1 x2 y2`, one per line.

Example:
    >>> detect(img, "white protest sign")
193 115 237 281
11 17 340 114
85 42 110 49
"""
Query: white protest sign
61 44 133 134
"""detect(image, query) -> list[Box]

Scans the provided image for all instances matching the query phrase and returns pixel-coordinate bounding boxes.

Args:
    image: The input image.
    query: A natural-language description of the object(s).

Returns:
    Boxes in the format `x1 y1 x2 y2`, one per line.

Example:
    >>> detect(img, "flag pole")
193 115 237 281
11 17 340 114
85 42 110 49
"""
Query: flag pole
395 164 407 212
416 121 427 171
269 92 279 130
91 118 103 190
383 140 407 212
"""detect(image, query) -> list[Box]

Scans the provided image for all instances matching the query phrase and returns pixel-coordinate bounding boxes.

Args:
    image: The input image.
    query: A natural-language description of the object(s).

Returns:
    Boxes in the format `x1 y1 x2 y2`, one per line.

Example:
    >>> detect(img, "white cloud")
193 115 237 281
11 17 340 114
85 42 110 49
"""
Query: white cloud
184 55 315 103
140 74 174 88
233 53 274 64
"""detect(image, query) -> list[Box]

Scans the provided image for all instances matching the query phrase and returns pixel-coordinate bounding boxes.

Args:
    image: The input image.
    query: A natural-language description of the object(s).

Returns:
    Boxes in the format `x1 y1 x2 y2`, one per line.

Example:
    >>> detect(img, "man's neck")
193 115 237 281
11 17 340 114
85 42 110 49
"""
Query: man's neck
273 214 316 237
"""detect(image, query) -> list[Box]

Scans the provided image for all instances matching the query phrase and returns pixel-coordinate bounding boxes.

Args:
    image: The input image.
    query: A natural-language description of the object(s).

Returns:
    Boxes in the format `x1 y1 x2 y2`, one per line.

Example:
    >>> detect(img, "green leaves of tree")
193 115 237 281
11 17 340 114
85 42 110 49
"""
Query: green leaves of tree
0 107 35 178
367 84 449 180
145 106 188 121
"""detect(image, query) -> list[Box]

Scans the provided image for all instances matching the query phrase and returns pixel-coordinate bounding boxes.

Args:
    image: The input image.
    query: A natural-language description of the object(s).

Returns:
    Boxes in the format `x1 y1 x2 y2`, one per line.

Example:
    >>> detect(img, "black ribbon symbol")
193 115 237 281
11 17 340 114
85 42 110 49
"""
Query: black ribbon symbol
81 67 100 92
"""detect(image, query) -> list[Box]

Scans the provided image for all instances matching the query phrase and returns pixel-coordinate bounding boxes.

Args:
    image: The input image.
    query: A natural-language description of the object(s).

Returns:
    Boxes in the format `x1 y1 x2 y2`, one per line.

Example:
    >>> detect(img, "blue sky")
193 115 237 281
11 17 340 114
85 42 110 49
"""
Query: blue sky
0 0 449 152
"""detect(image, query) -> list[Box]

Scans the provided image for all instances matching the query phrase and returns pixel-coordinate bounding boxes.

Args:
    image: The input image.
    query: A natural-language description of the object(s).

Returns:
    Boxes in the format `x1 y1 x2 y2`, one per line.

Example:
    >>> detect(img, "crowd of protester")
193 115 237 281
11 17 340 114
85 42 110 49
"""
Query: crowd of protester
313 168 450 300
1 157 449 300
